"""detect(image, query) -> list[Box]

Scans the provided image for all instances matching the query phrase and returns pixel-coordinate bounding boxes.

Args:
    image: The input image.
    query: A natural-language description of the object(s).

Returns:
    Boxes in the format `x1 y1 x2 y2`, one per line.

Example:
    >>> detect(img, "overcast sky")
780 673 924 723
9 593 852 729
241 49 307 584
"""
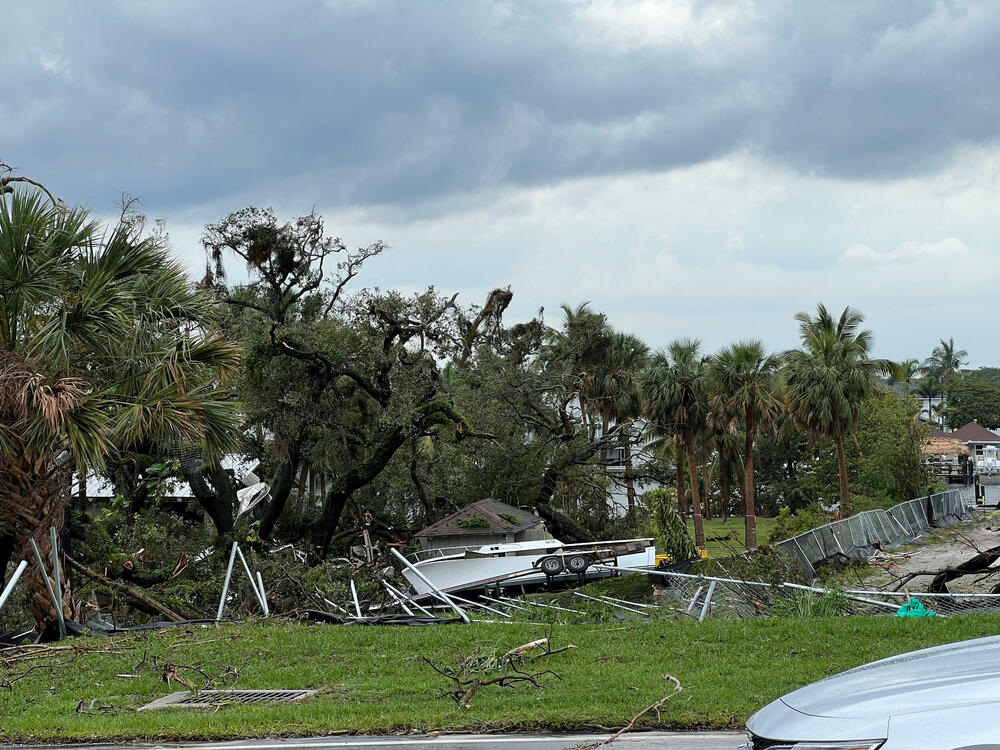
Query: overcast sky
7 1 1000 365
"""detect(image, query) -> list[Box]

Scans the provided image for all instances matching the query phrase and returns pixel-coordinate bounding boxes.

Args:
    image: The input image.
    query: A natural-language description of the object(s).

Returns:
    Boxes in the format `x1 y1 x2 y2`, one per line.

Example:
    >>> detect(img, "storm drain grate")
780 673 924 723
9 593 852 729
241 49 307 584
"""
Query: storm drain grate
139 689 316 711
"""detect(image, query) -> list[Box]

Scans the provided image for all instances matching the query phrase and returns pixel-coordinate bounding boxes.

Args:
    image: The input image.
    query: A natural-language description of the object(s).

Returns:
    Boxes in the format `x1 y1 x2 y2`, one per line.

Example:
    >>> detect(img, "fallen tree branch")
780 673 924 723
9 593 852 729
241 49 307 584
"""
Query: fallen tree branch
66 556 190 622
571 673 683 749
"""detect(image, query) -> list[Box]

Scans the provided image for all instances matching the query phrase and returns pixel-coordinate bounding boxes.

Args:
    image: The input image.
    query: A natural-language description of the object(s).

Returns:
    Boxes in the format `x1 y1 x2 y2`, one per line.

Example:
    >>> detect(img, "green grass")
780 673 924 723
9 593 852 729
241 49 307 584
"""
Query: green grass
3 615 1000 742
687 516 778 557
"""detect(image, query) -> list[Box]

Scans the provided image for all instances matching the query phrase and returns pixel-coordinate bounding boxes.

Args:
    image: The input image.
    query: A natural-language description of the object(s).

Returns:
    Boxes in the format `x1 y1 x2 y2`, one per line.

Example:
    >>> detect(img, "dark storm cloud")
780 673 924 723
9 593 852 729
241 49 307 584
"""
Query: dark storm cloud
5 0 1000 212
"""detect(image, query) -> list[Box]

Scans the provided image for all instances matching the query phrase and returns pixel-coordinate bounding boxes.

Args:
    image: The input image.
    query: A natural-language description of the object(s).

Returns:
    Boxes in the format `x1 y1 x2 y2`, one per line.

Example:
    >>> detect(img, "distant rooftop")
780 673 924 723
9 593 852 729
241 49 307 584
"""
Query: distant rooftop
930 422 1000 444
414 498 543 538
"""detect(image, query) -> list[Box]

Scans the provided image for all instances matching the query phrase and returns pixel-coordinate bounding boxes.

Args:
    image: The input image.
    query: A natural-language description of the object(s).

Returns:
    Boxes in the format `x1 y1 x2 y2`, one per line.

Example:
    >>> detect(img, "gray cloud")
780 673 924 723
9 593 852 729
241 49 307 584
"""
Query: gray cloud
5 0 1000 213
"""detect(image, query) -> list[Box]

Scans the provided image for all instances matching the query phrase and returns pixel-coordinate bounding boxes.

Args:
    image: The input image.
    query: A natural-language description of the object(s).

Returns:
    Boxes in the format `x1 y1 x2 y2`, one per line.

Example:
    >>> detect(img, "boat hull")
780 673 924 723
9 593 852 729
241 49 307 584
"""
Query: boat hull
402 545 656 596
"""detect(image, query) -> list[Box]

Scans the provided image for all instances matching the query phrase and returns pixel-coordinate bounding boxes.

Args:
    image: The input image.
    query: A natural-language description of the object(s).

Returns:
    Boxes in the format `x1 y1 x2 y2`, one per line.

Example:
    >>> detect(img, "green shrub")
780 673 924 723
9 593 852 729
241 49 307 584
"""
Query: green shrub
766 505 830 544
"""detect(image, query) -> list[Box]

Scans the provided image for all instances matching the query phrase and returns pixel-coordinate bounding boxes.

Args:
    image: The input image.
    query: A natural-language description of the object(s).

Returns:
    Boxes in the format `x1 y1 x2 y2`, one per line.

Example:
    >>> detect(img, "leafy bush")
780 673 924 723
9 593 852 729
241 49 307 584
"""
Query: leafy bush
644 487 696 560
766 505 831 544
498 512 519 525
771 584 848 617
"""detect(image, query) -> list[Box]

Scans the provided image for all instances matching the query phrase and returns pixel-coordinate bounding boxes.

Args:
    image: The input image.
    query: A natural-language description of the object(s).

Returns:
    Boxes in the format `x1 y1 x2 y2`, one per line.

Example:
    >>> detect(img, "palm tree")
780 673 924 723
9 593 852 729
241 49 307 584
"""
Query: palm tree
708 341 782 549
0 188 240 628
915 375 943 428
923 337 968 379
641 338 710 548
784 304 887 517
892 358 920 397
590 331 649 512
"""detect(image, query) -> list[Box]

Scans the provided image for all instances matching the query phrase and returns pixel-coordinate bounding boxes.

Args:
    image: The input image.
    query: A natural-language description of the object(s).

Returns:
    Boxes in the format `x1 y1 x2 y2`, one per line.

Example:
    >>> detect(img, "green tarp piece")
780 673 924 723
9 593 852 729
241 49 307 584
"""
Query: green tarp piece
896 598 936 617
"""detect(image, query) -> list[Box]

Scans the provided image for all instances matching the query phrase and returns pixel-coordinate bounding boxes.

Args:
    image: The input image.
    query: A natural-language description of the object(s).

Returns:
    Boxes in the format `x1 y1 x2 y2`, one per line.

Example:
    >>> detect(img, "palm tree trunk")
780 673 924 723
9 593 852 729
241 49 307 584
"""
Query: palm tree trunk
675 435 687 518
720 459 730 523
684 426 705 548
744 409 757 550
0 455 74 630
625 447 635 514
701 462 712 520
835 435 852 516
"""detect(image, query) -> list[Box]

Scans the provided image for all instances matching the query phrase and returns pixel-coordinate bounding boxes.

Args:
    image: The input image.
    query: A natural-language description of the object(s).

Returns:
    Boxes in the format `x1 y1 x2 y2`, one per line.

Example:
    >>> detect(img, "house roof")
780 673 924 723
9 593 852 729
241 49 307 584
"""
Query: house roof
415 499 544 538
923 436 971 457
938 422 1000 444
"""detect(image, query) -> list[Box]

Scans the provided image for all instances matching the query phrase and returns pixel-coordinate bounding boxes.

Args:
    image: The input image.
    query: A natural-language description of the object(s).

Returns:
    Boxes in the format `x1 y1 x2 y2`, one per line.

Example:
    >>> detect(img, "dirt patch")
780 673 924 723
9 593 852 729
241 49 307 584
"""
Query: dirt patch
860 510 1000 593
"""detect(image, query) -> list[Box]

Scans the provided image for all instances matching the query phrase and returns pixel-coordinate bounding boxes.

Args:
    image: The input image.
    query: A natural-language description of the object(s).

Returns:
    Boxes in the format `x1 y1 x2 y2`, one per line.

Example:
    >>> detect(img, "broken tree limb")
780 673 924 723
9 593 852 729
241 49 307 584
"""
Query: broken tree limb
571 673 683 749
66 556 189 622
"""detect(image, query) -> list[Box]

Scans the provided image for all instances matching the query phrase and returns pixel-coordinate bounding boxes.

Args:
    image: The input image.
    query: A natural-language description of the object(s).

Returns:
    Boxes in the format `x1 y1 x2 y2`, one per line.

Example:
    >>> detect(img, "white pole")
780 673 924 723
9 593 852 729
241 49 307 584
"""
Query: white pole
381 581 414 615
383 580 434 617
448 593 513 618
216 542 239 621
256 571 270 616
349 579 363 618
574 591 649 616
48 528 66 640
28 539 64 638
0 560 28 613
234 545 267 614
698 580 717 622
389 548 469 623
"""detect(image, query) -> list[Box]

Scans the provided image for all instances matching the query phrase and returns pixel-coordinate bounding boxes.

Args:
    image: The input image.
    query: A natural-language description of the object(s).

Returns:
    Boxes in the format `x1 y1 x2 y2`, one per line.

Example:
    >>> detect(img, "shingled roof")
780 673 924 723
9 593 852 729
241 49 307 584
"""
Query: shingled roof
936 422 1000 443
415 499 544 538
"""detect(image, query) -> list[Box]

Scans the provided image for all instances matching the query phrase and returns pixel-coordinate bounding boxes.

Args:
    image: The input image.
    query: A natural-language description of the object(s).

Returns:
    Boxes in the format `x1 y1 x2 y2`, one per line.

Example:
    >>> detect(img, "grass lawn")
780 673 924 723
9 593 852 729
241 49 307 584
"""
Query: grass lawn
687 515 779 557
3 615 1000 742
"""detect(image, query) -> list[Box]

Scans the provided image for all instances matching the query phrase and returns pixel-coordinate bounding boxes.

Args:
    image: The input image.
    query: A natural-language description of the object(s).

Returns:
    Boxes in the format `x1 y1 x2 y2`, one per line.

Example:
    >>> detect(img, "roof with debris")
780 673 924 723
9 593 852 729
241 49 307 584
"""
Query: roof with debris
923 436 972 457
414 499 544 538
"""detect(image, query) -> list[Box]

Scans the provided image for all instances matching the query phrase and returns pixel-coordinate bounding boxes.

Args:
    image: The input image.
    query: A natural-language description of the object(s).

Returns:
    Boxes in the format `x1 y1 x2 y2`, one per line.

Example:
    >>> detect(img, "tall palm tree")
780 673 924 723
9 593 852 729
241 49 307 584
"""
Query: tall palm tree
641 338 710 548
915 375 943 428
893 358 920 397
923 337 968 379
708 340 782 549
590 331 649 512
784 304 887 517
0 188 240 628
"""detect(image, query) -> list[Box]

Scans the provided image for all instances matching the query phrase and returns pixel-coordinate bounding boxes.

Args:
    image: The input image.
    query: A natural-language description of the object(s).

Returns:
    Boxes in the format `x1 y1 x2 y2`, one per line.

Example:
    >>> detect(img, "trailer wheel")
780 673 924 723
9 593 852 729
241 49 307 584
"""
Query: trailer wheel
539 555 564 576
566 554 590 574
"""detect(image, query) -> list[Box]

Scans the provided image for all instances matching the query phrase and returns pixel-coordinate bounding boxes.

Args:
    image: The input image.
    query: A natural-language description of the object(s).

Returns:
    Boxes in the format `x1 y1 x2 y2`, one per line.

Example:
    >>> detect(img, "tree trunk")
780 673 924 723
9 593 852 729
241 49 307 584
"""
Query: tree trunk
675 435 687 518
258 449 301 540
720 458 730 523
625 446 635 514
744 409 757 550
536 502 595 543
702 465 712 520
835 434 852 516
179 459 236 538
0 455 74 630
684 426 705 548
533 462 595 542
312 424 410 557
0 530 15 586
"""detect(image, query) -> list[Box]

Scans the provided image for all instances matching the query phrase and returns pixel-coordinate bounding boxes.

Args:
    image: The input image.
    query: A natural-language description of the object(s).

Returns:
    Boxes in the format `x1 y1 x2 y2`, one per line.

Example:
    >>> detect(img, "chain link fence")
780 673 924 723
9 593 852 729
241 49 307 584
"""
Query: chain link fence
445 568 1000 624
774 488 973 579
647 569 1000 619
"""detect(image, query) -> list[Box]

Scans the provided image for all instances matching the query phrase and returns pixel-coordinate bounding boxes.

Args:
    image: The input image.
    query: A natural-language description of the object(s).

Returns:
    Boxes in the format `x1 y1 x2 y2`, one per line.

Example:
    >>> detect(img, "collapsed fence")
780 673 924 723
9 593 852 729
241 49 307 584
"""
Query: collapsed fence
647 568 1000 620
773 488 973 579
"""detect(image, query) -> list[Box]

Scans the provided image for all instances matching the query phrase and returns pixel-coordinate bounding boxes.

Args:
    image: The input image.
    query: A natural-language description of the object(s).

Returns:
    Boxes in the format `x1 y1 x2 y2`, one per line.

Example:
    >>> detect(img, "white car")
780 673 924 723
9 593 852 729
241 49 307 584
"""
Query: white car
743 635 1000 749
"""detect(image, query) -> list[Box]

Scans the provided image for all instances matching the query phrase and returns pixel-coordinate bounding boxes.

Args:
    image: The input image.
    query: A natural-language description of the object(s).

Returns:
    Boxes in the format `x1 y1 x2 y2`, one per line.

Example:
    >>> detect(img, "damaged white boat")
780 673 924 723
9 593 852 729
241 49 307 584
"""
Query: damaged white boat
401 536 656 596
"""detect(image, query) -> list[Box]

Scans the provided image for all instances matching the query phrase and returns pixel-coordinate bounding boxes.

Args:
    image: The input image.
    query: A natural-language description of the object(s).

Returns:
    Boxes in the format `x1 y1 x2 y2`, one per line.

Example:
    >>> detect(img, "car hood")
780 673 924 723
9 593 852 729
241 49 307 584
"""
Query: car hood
781 634 1000 719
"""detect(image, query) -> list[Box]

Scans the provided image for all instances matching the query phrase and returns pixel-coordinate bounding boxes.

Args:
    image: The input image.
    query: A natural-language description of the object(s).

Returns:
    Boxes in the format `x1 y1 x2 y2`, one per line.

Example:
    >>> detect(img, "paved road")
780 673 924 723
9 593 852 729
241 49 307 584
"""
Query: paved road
11 732 745 750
